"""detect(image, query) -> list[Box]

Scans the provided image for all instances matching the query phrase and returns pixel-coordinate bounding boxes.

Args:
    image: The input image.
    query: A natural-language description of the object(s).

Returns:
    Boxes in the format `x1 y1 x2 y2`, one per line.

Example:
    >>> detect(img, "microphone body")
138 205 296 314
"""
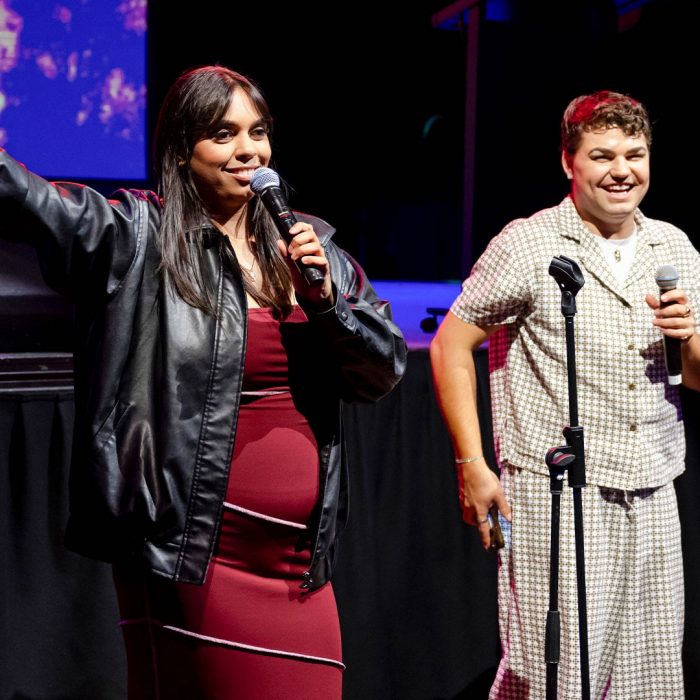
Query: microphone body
249 168 324 287
655 264 682 386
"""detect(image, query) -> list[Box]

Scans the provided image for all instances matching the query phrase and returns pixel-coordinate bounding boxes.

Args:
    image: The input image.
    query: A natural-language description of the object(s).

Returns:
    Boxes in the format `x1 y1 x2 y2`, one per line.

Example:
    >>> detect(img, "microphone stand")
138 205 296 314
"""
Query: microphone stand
545 255 590 700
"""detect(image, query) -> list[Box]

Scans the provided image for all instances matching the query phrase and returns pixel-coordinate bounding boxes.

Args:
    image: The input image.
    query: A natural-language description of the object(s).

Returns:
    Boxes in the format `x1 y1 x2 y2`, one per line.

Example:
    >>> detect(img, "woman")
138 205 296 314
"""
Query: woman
0 65 406 698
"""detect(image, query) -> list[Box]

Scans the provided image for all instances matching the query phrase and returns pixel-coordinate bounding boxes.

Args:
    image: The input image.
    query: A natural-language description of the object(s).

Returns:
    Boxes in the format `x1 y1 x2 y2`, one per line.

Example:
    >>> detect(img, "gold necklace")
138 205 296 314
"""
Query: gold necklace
241 255 257 279
614 223 637 263
228 236 257 279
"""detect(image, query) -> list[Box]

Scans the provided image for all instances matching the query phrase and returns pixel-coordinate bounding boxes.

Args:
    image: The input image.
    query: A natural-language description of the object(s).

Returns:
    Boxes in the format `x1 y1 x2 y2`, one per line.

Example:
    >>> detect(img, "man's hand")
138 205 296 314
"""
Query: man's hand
457 458 511 549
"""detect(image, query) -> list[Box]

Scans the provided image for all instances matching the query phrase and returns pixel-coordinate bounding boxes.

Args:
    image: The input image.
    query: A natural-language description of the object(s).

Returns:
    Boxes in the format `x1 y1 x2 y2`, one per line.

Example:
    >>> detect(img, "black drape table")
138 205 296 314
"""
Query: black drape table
2 350 700 699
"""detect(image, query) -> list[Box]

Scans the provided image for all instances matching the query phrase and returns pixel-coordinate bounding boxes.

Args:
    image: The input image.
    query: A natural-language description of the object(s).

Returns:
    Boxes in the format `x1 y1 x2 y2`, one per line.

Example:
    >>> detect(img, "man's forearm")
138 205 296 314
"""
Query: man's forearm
430 341 485 462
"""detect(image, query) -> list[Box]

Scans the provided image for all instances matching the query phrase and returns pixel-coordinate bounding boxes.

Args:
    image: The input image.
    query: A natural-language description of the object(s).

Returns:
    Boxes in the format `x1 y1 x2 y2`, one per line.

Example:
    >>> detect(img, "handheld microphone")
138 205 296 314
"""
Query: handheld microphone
249 167 324 287
655 264 682 386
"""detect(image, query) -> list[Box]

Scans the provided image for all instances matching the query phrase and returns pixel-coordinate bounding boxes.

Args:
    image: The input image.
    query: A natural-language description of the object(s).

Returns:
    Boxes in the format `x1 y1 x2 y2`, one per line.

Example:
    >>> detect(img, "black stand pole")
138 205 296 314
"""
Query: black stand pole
545 255 591 700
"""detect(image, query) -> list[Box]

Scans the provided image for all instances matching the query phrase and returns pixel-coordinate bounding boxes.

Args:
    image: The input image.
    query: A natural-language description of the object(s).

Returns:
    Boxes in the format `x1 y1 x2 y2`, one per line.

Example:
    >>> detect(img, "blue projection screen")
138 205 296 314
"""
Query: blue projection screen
0 0 147 179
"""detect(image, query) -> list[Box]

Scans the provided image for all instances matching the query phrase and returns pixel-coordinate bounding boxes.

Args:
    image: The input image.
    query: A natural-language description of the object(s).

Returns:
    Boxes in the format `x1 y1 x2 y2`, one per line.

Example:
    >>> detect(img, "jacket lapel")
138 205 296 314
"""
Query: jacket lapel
557 197 659 307
623 213 662 293
557 197 627 304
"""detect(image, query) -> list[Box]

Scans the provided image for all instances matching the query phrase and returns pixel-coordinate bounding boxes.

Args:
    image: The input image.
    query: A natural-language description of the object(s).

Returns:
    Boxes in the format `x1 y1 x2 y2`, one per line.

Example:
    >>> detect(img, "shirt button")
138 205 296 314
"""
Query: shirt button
630 424 637 432
341 311 348 320
628 383 636 390
628 343 635 350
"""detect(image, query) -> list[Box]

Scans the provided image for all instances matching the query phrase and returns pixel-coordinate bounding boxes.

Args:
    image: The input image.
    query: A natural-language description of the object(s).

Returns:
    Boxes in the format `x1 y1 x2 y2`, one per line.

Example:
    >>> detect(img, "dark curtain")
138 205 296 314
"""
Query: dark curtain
335 351 500 700
1 351 699 699
0 395 125 700
677 388 700 693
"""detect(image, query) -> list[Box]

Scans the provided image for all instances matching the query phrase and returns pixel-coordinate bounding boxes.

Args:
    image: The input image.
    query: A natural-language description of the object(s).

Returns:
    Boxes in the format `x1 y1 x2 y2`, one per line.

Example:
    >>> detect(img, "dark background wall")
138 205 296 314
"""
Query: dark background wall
3 2 700 698
145 0 698 282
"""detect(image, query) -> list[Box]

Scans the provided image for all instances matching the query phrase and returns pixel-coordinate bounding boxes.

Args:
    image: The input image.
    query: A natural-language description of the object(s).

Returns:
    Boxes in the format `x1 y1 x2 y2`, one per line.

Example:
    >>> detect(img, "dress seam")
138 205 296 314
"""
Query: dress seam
119 617 345 669
223 501 308 530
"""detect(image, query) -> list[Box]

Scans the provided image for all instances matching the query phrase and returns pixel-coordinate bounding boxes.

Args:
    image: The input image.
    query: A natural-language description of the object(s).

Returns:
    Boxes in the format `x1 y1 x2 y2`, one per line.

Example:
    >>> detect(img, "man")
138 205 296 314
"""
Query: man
430 91 700 699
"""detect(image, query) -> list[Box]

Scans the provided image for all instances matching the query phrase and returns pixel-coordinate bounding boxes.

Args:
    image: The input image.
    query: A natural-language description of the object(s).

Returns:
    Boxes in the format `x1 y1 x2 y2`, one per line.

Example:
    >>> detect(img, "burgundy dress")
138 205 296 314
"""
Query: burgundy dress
114 306 343 699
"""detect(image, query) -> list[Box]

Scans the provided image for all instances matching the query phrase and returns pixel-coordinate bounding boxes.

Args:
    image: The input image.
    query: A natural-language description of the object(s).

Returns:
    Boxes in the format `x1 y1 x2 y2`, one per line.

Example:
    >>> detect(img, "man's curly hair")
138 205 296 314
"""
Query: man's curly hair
561 90 651 158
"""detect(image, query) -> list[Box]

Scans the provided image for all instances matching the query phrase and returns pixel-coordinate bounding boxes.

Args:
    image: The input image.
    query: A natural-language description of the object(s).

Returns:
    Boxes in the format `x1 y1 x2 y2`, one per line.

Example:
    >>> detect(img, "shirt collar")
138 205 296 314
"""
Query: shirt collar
558 194 660 247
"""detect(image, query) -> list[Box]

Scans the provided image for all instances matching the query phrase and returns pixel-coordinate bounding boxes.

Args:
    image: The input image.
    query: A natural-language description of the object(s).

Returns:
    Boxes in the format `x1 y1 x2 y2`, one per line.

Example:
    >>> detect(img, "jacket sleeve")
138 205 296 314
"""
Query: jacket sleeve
298 240 407 402
0 149 147 299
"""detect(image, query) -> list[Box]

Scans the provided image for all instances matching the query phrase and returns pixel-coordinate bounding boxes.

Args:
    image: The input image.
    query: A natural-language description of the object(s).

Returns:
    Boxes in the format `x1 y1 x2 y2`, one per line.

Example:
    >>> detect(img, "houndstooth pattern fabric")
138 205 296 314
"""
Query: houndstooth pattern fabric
451 196 700 491
449 197 696 698
490 467 684 700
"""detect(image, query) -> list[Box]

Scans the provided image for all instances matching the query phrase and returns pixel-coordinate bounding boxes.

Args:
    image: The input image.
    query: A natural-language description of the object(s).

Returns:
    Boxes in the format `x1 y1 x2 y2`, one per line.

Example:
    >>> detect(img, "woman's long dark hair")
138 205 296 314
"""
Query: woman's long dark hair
154 65 293 317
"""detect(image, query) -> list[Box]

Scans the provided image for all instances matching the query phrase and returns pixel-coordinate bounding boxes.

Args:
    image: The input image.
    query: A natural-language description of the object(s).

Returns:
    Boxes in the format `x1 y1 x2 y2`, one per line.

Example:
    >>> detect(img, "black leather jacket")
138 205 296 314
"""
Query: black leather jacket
1 151 407 589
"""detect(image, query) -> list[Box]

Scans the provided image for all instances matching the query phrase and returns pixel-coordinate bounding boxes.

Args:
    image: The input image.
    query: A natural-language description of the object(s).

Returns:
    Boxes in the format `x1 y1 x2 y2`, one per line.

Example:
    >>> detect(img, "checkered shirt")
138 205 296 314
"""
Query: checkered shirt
451 196 700 490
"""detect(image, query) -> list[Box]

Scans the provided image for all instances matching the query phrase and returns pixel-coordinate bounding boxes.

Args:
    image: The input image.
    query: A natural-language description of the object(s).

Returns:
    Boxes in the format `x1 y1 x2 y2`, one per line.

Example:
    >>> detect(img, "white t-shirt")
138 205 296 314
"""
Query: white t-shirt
596 228 638 285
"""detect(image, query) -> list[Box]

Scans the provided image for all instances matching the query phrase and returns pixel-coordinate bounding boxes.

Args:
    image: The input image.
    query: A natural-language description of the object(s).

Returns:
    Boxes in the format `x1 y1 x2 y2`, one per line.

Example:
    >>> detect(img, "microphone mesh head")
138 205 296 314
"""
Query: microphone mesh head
655 264 680 291
250 167 280 194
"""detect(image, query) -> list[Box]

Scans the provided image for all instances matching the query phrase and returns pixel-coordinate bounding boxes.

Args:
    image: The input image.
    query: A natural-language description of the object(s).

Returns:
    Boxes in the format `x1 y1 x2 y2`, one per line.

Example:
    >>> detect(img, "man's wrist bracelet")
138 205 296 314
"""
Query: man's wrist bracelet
454 455 483 465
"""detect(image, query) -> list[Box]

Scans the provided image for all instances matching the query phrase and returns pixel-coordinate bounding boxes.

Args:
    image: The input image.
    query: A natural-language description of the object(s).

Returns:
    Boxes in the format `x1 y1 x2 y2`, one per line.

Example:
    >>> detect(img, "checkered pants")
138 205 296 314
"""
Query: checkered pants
490 466 685 700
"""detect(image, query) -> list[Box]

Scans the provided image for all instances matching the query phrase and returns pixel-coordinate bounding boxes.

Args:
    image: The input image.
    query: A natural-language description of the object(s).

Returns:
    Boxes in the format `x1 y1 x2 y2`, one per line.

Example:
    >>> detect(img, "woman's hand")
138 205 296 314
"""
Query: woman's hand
277 222 334 308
